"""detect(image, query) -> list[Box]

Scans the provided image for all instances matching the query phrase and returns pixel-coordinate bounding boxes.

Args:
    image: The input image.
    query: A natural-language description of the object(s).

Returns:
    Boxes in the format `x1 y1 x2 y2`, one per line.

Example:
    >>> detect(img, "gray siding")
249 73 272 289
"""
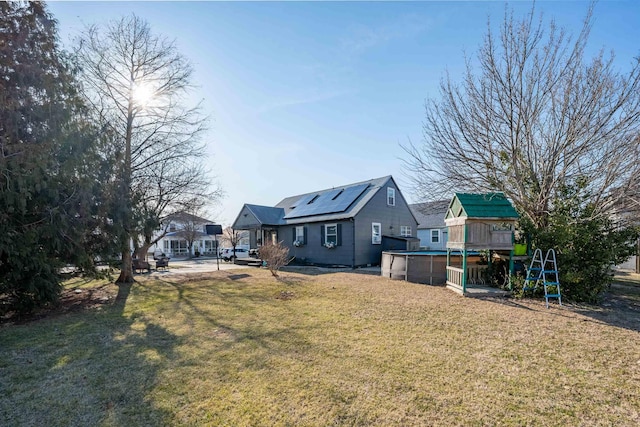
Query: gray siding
280 221 355 266
353 178 418 266
234 206 261 229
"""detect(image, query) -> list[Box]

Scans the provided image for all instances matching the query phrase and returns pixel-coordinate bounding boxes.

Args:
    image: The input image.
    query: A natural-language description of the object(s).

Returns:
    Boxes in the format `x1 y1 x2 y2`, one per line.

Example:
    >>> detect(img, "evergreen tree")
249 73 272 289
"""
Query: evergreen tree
0 2 106 312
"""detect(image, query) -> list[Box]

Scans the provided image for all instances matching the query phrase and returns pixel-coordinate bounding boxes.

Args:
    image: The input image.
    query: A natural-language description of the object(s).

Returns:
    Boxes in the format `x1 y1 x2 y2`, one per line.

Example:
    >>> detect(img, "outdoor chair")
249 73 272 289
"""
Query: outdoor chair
132 258 151 274
155 257 169 271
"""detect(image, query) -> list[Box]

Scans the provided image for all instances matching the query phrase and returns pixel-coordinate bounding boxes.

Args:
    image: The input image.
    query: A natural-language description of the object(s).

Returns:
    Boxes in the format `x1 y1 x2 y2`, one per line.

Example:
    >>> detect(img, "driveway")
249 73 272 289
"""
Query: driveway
149 257 247 275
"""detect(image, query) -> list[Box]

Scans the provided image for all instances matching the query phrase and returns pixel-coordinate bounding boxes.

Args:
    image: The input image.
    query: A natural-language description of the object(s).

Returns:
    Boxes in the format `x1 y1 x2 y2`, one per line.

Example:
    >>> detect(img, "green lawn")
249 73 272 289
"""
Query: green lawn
1 269 639 426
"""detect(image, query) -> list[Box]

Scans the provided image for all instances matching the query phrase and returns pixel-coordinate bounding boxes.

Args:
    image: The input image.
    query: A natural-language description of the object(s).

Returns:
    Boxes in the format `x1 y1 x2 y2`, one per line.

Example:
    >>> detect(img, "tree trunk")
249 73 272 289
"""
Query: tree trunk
116 248 135 283
136 243 153 261
116 80 135 285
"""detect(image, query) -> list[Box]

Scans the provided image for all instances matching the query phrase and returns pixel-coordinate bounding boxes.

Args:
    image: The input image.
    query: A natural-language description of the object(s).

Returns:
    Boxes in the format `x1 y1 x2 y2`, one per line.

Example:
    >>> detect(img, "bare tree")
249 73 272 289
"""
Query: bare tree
222 227 241 258
76 15 215 283
174 211 210 258
403 4 640 228
258 242 292 278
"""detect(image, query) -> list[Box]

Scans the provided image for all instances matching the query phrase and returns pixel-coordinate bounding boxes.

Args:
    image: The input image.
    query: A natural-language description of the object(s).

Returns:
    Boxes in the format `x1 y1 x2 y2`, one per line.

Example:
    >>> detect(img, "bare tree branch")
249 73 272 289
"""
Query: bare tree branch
76 14 221 283
403 2 640 227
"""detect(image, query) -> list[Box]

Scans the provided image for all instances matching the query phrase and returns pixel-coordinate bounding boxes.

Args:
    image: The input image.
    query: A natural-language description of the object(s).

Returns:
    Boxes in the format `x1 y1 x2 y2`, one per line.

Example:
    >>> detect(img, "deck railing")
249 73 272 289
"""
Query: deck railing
446 265 488 288
467 265 487 285
446 266 464 288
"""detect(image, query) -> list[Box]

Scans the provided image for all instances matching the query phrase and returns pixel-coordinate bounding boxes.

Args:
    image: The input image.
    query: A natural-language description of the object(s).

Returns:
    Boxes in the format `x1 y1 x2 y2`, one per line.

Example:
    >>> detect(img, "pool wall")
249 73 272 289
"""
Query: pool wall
381 251 482 285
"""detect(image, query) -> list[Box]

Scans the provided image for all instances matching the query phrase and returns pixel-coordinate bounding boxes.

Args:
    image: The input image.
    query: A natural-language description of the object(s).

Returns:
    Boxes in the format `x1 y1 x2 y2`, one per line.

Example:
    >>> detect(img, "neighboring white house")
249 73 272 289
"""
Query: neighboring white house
152 212 220 258
410 200 450 250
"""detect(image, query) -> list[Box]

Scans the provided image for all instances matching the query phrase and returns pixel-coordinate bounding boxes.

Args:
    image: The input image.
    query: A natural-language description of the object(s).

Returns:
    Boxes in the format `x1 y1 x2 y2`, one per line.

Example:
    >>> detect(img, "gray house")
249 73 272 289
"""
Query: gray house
410 200 449 250
232 176 417 267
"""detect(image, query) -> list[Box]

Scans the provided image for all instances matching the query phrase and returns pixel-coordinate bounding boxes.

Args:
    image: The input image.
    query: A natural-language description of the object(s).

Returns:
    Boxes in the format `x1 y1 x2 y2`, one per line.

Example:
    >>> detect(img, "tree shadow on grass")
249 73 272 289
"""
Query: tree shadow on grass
0 280 181 426
149 274 317 359
570 281 640 333
481 281 640 333
280 265 352 276
1 271 325 426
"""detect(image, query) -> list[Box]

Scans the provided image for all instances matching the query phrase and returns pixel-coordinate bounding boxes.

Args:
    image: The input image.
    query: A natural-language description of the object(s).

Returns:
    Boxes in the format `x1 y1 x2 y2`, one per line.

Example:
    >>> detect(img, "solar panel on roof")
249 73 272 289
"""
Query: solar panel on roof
324 188 342 200
284 183 370 219
290 193 317 209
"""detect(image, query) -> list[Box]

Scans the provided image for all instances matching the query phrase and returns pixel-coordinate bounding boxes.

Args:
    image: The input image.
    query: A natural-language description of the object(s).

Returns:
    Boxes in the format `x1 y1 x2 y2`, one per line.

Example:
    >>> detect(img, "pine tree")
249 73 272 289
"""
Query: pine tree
0 2 105 312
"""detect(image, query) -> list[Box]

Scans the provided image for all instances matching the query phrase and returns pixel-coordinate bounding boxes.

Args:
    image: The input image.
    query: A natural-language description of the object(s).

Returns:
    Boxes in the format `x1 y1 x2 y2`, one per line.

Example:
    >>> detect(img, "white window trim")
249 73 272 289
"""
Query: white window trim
400 226 411 237
325 223 338 245
387 187 396 206
430 229 440 243
372 222 382 245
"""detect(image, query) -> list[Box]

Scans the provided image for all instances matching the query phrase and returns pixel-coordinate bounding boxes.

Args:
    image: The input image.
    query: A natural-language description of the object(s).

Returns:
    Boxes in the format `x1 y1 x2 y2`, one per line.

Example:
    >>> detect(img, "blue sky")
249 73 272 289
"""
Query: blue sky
47 1 640 225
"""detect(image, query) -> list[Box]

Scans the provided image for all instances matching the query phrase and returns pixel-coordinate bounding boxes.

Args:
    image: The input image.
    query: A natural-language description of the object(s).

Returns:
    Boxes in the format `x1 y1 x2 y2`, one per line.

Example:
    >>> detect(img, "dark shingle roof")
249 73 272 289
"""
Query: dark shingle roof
410 200 449 229
273 176 393 224
166 212 215 224
233 176 408 228
244 204 285 226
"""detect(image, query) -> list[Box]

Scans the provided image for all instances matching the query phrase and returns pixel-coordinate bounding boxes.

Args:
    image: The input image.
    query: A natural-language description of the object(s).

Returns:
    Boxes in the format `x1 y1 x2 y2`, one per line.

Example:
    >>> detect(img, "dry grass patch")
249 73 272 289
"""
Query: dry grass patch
1 269 640 426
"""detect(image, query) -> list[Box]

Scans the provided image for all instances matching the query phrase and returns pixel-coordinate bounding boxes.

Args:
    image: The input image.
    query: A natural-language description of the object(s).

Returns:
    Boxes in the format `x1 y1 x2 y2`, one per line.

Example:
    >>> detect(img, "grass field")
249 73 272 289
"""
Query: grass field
1 268 639 426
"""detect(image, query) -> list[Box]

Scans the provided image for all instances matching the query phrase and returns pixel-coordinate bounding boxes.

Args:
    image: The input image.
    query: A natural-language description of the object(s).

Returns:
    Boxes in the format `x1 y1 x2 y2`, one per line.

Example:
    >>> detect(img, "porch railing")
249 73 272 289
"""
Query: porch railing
446 266 464 288
446 265 488 288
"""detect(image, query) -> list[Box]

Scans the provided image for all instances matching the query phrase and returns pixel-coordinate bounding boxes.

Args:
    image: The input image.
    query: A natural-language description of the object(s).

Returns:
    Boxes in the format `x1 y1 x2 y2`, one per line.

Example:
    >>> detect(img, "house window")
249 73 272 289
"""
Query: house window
372 222 382 244
400 226 411 237
203 240 218 254
294 226 306 246
325 224 338 246
387 188 396 206
431 229 440 243
165 239 187 255
169 223 176 232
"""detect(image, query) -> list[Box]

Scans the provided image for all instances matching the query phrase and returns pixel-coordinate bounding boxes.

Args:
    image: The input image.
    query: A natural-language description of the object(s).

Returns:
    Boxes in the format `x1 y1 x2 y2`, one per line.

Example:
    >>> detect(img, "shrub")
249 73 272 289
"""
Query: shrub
258 242 292 278
522 185 639 303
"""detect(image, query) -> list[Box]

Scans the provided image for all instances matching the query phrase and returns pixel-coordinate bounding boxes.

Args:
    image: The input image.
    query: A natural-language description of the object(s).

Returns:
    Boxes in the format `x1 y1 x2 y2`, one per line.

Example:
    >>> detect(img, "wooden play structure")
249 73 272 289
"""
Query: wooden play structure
445 193 519 296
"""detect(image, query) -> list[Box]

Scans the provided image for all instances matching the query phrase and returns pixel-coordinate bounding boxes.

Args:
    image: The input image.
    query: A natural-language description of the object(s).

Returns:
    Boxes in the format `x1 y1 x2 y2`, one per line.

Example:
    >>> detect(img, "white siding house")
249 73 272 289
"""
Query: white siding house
152 212 220 258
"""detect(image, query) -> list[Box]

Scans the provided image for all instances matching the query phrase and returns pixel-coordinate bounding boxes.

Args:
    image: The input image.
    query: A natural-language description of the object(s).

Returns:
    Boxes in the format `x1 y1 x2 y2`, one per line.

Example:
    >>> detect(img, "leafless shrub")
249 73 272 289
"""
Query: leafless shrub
259 242 293 278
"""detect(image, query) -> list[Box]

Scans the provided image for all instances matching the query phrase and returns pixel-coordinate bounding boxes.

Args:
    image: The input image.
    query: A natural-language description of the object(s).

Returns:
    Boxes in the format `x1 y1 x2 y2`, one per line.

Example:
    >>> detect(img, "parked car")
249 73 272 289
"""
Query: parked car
220 247 249 262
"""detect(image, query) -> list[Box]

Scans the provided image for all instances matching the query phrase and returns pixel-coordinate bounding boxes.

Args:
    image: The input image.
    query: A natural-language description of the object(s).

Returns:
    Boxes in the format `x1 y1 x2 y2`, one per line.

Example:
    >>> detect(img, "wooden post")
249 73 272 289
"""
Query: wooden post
508 248 515 291
508 228 515 290
462 249 468 293
462 223 468 293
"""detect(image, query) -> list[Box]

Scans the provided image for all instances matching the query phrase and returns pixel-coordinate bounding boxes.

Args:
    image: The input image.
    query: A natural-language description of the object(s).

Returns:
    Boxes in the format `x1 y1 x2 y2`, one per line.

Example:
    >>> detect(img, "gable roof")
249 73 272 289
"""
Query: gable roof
244 204 286 226
233 176 401 228
274 176 393 224
410 200 449 229
165 212 215 224
446 193 519 220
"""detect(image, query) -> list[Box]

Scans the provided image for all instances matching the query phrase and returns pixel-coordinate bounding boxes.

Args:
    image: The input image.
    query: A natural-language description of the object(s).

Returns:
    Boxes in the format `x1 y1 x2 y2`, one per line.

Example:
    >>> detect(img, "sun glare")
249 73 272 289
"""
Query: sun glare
132 82 155 107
